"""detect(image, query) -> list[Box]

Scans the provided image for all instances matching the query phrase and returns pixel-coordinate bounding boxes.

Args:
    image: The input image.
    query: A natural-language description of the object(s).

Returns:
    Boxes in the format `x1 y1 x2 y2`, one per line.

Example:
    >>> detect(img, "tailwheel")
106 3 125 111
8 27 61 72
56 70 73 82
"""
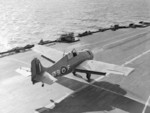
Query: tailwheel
86 73 91 82
42 83 44 87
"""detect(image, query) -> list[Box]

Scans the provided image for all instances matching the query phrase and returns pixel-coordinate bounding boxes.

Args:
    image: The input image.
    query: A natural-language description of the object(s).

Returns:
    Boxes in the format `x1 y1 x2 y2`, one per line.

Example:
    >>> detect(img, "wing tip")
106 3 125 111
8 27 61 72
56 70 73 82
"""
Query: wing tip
16 67 31 77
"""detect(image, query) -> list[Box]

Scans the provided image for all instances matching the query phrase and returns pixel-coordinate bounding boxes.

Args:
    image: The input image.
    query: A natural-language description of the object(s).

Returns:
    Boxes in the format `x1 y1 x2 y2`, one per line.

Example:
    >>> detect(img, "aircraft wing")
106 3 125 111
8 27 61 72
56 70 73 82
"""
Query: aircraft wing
76 60 134 76
32 45 63 63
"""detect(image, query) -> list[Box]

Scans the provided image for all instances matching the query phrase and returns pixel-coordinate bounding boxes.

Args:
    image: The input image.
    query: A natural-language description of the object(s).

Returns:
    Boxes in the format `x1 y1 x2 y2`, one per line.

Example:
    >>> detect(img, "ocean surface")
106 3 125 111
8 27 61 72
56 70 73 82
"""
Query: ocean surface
0 0 150 52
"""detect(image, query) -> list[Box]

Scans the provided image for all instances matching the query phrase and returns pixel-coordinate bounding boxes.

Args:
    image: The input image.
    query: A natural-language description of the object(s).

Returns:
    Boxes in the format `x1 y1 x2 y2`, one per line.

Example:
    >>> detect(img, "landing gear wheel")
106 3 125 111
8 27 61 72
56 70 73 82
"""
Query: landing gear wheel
50 99 55 103
72 71 76 76
86 73 91 82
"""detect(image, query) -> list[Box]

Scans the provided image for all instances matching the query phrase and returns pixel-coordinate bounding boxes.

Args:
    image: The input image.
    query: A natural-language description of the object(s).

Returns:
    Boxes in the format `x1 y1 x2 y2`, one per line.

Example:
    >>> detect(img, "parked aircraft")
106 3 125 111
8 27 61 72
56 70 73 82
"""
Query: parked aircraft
16 45 134 87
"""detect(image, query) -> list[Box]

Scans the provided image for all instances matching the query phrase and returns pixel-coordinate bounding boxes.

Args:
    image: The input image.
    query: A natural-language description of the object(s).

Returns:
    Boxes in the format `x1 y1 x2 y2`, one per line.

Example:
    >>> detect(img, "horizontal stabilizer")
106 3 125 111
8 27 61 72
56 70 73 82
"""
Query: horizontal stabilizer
77 60 134 76
16 67 31 77
35 72 57 85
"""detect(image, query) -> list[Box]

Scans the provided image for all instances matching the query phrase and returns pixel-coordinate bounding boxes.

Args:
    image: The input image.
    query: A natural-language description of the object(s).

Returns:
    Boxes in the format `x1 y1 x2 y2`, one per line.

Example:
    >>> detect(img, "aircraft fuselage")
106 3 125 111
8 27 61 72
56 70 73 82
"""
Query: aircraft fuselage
45 49 93 77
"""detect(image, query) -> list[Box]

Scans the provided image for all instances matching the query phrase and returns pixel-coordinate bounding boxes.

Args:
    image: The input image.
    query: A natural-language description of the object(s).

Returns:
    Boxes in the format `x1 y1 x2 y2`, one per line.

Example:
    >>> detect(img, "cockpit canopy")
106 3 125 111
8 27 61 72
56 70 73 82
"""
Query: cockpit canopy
72 49 78 56
67 49 78 59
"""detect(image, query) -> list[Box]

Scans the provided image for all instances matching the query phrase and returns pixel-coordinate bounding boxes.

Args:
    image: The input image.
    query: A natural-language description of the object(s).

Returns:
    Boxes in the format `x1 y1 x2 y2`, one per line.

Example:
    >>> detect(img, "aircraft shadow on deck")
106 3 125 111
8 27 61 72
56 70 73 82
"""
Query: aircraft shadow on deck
35 77 150 113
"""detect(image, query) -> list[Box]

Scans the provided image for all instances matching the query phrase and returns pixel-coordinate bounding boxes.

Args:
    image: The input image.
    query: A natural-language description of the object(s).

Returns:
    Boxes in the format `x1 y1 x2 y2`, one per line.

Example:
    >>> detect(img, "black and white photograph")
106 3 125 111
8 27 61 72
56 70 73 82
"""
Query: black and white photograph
0 0 150 113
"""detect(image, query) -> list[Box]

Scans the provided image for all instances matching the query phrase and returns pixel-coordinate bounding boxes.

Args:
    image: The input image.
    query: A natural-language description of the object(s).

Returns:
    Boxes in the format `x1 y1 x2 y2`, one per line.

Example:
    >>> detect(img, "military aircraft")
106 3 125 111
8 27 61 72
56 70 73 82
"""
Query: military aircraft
16 45 134 87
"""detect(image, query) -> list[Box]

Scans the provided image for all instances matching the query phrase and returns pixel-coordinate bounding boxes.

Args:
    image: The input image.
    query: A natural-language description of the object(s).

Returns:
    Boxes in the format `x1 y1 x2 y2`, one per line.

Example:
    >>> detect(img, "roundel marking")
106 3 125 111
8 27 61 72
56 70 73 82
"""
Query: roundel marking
61 66 68 74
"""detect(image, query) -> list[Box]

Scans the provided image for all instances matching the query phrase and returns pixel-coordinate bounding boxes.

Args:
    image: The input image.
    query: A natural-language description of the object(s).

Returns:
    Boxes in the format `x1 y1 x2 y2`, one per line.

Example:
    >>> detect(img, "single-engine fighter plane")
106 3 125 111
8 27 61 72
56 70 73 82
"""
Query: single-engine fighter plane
16 45 134 87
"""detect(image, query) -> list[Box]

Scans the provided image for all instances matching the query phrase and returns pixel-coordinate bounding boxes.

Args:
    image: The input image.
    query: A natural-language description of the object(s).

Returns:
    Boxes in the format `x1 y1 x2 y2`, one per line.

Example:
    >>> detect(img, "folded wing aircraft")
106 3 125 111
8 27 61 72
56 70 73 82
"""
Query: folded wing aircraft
16 45 134 87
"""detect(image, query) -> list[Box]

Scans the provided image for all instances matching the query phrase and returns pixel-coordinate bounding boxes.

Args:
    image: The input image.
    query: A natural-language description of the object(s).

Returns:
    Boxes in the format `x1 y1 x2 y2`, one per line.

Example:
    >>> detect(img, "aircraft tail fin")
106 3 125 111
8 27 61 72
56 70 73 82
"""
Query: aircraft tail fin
31 58 57 86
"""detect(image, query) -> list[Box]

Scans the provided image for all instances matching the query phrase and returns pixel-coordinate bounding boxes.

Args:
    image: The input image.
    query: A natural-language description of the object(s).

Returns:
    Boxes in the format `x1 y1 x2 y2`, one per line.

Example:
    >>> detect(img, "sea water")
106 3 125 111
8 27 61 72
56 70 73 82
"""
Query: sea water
0 0 150 52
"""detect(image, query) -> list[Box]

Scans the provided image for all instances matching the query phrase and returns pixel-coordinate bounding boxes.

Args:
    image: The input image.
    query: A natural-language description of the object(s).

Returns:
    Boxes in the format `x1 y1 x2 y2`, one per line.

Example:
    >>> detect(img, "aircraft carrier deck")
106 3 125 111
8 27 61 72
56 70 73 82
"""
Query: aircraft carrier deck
1 26 150 113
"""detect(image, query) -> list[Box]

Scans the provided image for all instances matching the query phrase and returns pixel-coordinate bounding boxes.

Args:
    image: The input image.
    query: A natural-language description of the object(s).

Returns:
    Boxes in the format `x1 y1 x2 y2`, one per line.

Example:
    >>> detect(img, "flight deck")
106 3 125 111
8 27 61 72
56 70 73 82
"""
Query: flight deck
1 27 150 113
